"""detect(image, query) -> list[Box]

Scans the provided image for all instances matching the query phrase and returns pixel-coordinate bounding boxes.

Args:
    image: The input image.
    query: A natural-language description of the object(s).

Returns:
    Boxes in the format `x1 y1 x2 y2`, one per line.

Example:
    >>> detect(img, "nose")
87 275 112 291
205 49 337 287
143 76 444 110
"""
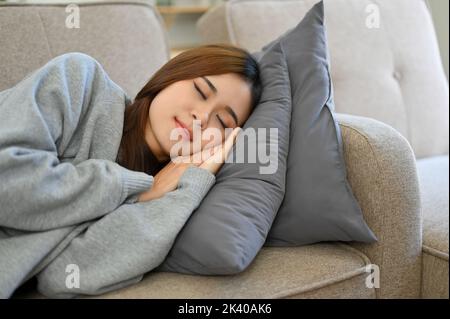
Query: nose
191 104 212 129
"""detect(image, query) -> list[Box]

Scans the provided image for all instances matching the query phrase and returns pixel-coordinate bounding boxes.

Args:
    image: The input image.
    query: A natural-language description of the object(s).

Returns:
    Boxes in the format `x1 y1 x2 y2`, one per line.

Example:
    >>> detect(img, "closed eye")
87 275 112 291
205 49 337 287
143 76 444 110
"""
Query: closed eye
194 82 207 100
216 114 227 129
194 81 227 129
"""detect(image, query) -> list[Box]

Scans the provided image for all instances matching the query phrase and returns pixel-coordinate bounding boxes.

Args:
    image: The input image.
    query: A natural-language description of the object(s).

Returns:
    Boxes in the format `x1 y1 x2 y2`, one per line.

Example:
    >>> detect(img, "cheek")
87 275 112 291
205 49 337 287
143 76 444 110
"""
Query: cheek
150 103 186 153
149 103 171 142
150 94 175 124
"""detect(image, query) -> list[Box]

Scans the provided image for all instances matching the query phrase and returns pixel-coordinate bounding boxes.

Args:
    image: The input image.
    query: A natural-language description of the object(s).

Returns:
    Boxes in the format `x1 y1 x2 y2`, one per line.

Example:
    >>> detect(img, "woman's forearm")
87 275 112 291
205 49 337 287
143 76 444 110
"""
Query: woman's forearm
35 166 215 298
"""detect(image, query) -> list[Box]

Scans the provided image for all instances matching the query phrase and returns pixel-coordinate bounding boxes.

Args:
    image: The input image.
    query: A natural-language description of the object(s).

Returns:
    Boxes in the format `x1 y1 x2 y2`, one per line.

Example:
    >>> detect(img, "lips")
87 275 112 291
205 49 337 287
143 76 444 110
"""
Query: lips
174 117 193 141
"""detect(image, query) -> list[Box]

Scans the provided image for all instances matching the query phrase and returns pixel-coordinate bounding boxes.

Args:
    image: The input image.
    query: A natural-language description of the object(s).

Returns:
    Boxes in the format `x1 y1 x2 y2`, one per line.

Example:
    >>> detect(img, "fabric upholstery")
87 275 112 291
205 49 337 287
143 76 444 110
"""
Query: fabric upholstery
13 243 375 299
197 0 449 159
417 156 449 258
421 253 449 299
416 155 449 298
261 1 376 247
197 0 449 298
1 0 430 299
335 113 422 298
12 114 422 299
0 0 169 99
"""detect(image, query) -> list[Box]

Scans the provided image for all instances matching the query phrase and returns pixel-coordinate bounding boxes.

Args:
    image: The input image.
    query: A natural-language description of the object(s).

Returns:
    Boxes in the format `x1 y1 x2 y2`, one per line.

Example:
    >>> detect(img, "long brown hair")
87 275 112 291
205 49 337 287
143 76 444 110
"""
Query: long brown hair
116 44 262 176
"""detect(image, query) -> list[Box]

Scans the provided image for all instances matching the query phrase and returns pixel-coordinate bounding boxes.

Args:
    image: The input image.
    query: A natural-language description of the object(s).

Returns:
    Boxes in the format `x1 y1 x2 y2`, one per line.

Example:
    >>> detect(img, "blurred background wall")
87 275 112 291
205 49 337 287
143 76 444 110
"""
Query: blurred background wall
427 0 449 79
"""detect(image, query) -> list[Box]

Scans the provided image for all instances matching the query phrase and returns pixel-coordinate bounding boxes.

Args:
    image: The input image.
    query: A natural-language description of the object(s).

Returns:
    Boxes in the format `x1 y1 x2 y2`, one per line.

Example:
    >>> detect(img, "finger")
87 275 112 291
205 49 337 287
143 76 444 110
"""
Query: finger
189 150 204 166
210 127 241 164
180 146 215 166
201 144 223 166
193 145 218 164
172 153 200 166
222 127 242 160
199 145 217 162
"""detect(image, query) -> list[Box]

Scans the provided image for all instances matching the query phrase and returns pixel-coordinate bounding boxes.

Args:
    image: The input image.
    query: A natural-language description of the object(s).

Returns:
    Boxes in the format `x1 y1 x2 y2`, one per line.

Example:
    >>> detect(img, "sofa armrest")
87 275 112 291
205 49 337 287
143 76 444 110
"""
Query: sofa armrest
335 113 422 299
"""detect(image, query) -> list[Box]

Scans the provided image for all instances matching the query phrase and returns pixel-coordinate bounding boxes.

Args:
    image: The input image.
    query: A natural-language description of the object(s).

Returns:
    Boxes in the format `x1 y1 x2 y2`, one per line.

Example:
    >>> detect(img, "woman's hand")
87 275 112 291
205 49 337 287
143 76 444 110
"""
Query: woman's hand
137 127 241 202
198 127 242 175
136 158 198 202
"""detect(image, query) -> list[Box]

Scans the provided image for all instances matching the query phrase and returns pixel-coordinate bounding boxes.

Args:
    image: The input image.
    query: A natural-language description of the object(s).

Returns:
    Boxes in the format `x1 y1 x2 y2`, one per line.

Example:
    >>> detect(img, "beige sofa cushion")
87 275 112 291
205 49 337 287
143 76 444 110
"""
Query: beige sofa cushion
417 155 449 258
14 243 375 299
0 0 169 98
416 155 449 298
197 0 449 159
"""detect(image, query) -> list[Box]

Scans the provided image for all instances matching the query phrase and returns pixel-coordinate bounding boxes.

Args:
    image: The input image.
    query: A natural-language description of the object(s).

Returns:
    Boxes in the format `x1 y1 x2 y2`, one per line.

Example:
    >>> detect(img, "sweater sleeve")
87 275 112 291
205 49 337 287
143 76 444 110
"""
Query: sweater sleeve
0 53 153 231
35 165 216 298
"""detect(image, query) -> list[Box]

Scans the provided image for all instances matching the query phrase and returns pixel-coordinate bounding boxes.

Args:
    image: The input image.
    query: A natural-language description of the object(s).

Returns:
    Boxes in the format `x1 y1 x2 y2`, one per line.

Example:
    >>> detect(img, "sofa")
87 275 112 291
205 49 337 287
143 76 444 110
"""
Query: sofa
0 0 445 299
197 0 449 299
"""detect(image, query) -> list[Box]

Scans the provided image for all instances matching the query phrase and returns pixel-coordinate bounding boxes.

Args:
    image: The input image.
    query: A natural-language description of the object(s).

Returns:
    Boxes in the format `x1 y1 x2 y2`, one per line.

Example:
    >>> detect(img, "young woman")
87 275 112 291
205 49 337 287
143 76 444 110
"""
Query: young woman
0 44 262 298
117 44 262 202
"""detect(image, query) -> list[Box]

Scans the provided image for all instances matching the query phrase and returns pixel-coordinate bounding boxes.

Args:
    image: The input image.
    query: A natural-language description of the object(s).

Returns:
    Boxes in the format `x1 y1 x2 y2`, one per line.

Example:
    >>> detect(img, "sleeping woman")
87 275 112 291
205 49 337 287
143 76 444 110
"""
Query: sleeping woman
0 44 262 298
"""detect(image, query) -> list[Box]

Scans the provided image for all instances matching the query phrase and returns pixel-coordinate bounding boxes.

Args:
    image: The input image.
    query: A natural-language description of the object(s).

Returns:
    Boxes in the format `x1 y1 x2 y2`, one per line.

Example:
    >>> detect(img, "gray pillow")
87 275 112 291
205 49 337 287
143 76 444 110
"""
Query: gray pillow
264 1 377 246
157 39 291 274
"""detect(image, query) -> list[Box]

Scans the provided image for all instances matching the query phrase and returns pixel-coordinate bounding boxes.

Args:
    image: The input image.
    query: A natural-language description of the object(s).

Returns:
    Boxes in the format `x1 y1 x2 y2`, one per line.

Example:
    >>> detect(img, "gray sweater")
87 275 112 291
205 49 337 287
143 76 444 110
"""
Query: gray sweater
0 52 216 298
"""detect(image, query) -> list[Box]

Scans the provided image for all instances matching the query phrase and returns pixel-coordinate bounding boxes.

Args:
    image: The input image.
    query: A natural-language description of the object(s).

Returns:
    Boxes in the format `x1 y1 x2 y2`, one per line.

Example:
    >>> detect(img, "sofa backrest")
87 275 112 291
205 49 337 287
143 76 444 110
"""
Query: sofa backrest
0 0 170 99
197 0 449 159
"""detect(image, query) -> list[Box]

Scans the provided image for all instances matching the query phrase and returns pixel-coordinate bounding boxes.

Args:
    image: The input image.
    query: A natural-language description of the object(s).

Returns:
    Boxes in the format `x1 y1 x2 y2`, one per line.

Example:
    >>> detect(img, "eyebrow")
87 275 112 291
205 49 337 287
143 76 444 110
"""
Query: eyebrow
201 76 239 126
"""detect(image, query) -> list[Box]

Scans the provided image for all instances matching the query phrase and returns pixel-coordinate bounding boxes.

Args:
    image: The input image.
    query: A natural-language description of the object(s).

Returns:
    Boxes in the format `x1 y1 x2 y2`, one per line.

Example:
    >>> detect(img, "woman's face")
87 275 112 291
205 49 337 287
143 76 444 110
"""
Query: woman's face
145 73 253 161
